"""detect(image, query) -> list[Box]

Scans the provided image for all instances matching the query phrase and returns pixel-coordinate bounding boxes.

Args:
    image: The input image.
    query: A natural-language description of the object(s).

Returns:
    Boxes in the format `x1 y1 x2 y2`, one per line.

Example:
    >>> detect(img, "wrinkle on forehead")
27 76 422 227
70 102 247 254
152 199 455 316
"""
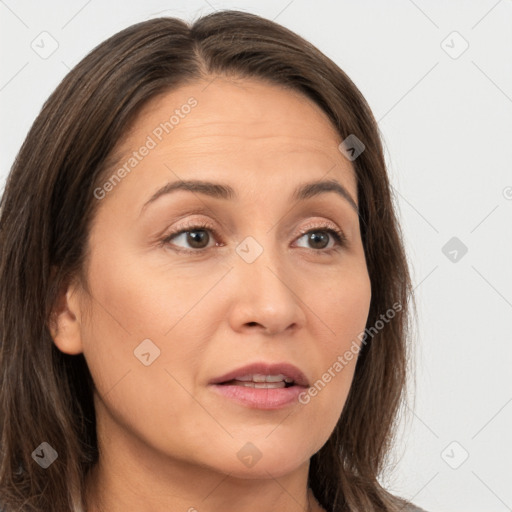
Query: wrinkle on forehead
98 77 358 212
117 76 343 156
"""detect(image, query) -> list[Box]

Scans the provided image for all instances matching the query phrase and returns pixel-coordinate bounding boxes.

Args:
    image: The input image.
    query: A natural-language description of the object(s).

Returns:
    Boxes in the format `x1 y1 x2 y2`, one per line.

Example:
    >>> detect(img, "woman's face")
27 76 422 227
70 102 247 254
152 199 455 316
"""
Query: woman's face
61 77 371 478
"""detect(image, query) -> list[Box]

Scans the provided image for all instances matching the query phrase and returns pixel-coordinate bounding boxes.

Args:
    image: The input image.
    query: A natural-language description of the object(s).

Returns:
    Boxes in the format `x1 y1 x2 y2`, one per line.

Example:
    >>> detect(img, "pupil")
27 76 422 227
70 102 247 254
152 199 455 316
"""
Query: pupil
309 231 328 249
188 230 209 248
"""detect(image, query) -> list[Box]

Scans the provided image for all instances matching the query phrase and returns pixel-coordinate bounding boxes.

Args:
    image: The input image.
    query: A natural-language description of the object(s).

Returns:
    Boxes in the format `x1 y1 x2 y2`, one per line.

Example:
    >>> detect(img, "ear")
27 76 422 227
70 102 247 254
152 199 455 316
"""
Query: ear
48 273 84 355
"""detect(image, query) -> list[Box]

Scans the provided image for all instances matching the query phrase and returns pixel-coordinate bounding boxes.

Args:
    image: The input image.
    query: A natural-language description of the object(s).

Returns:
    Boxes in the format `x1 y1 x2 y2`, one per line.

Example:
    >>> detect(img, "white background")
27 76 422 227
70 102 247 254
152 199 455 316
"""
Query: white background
1 1 511 511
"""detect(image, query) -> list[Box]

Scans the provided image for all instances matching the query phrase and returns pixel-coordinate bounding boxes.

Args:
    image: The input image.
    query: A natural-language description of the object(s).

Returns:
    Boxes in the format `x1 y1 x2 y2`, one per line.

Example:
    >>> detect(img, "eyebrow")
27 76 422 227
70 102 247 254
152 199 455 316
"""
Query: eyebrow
140 178 358 215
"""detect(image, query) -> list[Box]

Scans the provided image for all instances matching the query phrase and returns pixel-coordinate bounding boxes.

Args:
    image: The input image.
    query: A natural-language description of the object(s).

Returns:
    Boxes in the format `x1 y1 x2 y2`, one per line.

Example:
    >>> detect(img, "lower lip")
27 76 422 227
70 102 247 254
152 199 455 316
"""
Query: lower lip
210 383 306 410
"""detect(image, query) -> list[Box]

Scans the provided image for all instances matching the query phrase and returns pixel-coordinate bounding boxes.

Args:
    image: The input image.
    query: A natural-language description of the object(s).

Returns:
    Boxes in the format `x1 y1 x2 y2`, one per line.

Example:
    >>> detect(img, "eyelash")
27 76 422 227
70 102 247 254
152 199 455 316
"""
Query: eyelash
159 220 347 255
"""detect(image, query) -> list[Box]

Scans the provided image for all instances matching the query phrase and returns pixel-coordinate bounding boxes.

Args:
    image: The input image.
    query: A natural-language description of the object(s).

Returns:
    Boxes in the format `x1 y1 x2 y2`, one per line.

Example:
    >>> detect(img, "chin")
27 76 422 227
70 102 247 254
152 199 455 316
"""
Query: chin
219 457 309 480
199 437 313 479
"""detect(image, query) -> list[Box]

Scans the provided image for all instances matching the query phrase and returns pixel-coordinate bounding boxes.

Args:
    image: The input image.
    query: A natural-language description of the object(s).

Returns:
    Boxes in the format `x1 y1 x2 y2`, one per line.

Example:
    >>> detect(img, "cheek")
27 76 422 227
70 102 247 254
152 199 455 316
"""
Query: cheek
78 236 224 432
313 261 372 355
298 264 371 424
78 256 217 457
83 230 233 341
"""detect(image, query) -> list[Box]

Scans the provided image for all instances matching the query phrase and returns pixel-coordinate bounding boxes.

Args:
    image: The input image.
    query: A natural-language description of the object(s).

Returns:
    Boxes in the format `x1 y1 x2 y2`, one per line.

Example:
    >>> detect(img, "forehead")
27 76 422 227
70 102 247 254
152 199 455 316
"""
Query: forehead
136 76 341 143
102 77 358 207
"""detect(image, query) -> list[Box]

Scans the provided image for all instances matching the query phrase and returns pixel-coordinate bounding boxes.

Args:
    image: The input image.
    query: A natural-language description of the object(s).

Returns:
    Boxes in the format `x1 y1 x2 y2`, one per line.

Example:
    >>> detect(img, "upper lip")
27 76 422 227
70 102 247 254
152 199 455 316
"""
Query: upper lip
209 362 309 387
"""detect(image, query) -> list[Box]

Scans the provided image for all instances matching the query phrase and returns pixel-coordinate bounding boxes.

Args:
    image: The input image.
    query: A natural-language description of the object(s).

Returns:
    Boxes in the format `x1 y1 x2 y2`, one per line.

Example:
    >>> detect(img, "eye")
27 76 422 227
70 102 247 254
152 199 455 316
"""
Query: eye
160 221 346 253
294 226 346 251
160 221 221 252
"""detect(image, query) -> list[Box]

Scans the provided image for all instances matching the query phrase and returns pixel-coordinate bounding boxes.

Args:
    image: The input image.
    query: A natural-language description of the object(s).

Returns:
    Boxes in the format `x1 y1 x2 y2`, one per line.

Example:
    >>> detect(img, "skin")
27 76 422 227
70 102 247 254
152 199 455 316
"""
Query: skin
50 76 372 512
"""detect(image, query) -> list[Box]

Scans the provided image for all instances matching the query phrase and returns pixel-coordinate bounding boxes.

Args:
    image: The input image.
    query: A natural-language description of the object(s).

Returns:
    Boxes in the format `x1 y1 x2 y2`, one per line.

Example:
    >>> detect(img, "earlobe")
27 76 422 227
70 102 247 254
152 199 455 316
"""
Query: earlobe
48 278 84 355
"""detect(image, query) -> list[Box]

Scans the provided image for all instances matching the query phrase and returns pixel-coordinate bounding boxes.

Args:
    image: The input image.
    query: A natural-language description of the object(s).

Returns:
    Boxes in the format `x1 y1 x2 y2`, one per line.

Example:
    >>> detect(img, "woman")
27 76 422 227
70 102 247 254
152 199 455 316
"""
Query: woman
0 10 423 512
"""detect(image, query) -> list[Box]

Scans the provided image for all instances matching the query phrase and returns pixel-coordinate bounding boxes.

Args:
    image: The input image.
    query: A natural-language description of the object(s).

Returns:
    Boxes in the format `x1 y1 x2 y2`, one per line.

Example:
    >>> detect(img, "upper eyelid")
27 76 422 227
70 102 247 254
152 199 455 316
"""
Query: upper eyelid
168 218 343 236
163 203 351 232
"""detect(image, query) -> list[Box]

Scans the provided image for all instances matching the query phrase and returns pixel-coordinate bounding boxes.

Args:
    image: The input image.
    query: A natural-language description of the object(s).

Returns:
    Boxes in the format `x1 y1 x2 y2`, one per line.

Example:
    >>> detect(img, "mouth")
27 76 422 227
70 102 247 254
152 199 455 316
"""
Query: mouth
209 362 309 410
219 373 296 389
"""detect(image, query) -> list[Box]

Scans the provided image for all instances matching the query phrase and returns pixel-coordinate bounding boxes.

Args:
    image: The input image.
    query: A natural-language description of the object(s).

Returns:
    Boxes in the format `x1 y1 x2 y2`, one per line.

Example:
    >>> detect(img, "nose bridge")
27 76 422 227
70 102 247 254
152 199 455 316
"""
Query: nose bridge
228 231 306 333
238 236 286 293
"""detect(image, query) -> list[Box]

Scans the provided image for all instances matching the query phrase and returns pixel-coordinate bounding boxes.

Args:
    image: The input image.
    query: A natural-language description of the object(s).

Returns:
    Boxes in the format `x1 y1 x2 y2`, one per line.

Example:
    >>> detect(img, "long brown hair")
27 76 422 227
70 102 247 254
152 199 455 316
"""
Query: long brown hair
0 10 415 512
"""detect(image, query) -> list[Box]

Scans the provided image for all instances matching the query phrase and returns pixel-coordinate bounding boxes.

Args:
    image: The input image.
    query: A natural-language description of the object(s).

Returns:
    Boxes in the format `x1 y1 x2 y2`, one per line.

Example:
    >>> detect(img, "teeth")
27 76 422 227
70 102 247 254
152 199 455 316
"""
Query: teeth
232 381 287 389
234 373 294 383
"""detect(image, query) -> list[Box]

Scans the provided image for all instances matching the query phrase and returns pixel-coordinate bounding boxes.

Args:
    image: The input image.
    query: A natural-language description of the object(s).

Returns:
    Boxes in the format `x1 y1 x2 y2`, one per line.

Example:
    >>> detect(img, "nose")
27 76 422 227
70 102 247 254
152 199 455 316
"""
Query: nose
226 239 307 336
